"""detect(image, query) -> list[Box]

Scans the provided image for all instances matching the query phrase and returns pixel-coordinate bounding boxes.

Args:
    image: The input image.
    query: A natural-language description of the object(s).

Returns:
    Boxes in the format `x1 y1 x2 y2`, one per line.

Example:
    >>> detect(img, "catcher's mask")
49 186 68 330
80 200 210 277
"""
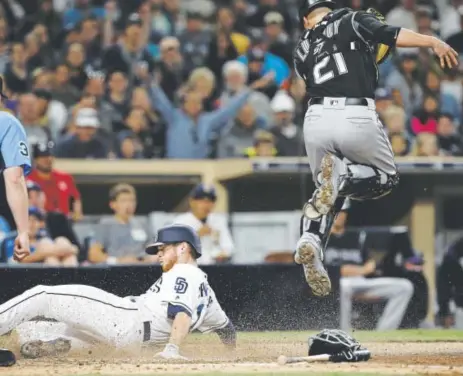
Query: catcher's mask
298 0 337 29
366 8 392 65
308 329 361 356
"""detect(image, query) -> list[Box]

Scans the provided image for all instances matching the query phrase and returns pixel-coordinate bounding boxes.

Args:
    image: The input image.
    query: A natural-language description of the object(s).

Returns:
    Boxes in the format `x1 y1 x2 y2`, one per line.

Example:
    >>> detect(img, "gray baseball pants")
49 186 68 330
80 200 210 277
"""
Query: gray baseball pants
303 97 396 181
340 276 414 331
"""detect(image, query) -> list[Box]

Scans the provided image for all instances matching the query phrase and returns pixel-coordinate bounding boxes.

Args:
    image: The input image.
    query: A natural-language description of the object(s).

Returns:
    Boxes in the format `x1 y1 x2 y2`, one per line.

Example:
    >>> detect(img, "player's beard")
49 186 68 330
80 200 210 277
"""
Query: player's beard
161 256 177 272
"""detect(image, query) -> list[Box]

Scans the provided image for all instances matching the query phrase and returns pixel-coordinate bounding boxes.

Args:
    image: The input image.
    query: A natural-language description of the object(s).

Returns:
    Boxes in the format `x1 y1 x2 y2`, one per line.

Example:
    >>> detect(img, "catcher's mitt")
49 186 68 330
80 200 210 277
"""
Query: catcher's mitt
308 329 371 363
366 8 392 65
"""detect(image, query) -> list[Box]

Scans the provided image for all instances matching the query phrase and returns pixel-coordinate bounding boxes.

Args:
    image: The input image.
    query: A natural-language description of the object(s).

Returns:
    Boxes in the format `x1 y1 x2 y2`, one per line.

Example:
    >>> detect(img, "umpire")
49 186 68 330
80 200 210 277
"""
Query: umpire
293 0 458 297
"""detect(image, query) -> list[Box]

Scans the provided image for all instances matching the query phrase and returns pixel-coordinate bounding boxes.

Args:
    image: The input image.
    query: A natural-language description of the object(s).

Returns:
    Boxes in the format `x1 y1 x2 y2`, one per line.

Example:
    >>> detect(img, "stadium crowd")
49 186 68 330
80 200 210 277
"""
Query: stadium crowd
0 0 461 160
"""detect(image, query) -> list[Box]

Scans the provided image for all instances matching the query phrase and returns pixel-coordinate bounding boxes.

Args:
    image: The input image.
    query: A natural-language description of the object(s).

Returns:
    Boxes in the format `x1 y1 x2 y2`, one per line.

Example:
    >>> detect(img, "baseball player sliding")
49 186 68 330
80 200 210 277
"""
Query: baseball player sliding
0 225 235 360
294 0 458 296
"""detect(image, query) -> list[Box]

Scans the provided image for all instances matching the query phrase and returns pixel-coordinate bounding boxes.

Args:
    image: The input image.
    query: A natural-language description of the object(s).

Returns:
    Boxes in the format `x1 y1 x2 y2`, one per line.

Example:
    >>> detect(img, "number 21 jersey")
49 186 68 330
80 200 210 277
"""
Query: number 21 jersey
294 9 380 99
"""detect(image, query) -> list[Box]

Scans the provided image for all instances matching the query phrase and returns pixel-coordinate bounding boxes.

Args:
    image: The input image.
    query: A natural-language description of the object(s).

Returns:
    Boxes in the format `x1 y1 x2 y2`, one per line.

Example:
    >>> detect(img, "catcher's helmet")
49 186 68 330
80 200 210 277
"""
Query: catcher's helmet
299 0 337 27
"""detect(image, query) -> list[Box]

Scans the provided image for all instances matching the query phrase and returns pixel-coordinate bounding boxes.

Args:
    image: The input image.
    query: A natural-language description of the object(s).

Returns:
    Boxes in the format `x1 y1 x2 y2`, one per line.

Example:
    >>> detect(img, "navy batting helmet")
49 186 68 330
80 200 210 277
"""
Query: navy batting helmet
299 0 337 28
146 224 202 259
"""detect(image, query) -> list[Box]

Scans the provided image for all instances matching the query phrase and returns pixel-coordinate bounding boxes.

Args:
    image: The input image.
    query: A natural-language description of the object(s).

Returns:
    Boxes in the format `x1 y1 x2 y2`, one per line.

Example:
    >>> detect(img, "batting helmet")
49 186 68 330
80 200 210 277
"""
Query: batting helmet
146 224 202 259
298 0 337 27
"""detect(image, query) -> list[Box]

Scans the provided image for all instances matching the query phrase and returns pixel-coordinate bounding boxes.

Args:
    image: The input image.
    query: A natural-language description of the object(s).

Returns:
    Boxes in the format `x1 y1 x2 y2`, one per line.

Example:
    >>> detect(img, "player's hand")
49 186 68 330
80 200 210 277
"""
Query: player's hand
154 344 189 361
14 232 30 262
362 260 376 276
432 38 459 69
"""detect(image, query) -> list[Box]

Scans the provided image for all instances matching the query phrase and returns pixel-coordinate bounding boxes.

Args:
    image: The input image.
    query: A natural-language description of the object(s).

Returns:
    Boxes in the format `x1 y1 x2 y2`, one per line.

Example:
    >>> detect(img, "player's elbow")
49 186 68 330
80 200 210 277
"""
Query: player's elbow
4 166 25 185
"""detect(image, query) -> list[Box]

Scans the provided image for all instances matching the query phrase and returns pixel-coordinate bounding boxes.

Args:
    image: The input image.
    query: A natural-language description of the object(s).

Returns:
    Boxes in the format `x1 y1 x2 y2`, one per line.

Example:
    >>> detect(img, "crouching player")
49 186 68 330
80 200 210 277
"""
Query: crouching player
2 225 236 360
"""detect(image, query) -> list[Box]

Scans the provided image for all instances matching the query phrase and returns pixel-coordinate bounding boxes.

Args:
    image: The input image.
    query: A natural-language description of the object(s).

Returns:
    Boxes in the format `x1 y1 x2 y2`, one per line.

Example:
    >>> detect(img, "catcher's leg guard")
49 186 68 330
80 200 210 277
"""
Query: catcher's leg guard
339 164 399 201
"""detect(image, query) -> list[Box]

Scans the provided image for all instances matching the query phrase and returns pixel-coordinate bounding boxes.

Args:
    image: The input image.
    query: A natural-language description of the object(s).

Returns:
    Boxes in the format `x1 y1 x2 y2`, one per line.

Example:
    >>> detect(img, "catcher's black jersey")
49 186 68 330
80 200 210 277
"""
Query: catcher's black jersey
294 8 400 99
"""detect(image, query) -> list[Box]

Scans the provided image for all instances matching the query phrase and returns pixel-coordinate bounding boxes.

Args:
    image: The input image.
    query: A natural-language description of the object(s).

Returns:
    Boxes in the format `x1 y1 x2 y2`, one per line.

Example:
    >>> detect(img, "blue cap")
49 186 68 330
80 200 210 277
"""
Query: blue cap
29 207 45 220
146 224 202 258
190 184 217 201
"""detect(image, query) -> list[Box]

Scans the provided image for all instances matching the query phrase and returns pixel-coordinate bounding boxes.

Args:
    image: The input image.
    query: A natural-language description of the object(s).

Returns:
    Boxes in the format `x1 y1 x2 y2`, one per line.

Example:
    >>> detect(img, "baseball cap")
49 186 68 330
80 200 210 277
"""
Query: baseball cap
32 141 54 158
75 108 100 128
248 48 266 62
29 207 45 221
186 10 203 20
146 224 202 258
264 11 284 25
125 13 143 28
190 183 217 201
271 91 296 113
26 181 42 192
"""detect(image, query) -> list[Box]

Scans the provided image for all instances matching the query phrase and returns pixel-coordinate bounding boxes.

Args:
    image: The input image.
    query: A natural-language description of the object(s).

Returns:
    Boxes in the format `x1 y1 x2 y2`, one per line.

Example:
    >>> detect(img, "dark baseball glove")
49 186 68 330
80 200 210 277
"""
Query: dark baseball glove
308 329 371 363
366 8 393 65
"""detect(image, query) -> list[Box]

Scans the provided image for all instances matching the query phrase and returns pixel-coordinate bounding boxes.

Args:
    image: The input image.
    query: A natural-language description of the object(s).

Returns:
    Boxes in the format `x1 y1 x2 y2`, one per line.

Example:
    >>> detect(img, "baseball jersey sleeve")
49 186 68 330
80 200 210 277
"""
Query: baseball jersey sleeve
0 115 31 175
353 11 401 47
196 286 229 333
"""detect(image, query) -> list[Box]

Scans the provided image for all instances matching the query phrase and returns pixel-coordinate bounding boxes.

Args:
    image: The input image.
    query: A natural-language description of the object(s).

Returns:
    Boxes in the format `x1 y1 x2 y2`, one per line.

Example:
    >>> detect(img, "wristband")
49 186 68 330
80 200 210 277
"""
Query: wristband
106 256 117 265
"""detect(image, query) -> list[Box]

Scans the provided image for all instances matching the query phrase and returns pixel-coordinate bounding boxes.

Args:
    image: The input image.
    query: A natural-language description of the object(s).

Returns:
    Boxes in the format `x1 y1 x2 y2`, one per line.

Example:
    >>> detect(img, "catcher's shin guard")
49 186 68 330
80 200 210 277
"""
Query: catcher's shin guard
339 164 399 201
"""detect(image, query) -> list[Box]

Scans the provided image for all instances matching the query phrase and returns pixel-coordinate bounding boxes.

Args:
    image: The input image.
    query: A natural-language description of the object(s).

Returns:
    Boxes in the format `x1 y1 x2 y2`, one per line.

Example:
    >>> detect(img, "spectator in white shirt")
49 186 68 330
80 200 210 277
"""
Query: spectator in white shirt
173 184 234 265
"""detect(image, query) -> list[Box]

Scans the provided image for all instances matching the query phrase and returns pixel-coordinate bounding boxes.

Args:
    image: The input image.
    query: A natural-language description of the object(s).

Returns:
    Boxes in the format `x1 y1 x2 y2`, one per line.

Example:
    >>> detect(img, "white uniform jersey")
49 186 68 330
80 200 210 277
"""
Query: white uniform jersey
136 263 229 343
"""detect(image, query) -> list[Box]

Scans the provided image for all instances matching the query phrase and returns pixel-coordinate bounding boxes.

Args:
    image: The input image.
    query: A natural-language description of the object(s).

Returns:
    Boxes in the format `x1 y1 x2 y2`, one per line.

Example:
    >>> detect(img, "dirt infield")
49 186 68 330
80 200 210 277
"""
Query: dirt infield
2 332 463 375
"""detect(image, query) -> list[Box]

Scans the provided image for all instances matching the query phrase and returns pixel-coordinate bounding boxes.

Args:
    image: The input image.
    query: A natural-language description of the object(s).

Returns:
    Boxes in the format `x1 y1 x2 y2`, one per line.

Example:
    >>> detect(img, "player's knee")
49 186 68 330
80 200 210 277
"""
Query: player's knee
399 279 414 297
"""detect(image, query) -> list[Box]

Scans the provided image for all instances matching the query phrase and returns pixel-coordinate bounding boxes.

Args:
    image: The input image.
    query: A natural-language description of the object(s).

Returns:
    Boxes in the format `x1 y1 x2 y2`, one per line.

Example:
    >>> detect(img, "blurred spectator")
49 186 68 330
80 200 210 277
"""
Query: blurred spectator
220 60 272 123
231 0 256 35
78 16 103 66
104 70 130 132
385 53 423 118
26 181 83 252
244 129 277 157
55 108 109 158
88 183 156 265
263 11 292 65
62 0 105 30
0 18 10 74
149 80 253 158
116 131 143 159
436 113 463 156
424 70 461 123
28 142 83 220
218 102 267 158
441 70 463 108
246 0 293 35
101 13 155 87
17 93 51 146
286 75 306 125
216 6 250 54
178 11 212 74
4 41 28 95
205 29 239 88
438 0 463 40
147 0 171 40
410 132 442 157
446 6 463 54
156 36 187 101
65 42 89 91
163 0 186 36
5 207 78 266
238 41 290 92
34 89 68 140
416 8 436 37
382 105 407 135
375 88 394 123
389 132 411 156
411 94 439 135
180 67 217 111
118 107 158 159
270 90 304 156
50 63 81 107
386 0 418 32
174 184 234 265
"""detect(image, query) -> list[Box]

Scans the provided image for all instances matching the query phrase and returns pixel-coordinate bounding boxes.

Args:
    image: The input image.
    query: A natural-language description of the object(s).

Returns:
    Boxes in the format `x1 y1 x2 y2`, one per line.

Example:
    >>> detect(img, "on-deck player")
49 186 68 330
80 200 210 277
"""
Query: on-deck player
293 0 458 297
1 224 236 360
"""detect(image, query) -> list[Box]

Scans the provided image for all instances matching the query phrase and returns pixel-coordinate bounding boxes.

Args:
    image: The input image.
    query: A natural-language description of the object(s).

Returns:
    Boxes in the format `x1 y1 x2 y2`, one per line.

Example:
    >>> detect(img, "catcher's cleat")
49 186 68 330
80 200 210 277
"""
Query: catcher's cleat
304 154 339 219
20 338 71 359
295 232 331 296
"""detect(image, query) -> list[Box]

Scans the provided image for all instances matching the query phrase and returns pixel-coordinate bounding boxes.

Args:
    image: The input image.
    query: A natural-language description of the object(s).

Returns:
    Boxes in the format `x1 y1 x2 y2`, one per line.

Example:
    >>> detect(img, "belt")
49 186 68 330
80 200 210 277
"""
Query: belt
143 321 151 342
309 97 369 106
